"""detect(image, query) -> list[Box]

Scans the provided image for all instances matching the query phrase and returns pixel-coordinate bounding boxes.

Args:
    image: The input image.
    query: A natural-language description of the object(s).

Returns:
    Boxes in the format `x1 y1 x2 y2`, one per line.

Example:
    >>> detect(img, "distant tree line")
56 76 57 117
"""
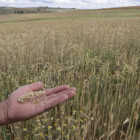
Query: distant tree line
15 11 24 14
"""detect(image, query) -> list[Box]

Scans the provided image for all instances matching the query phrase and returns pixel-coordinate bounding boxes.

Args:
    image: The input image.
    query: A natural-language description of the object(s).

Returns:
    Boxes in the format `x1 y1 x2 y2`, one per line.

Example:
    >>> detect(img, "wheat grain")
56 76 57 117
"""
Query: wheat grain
18 90 45 103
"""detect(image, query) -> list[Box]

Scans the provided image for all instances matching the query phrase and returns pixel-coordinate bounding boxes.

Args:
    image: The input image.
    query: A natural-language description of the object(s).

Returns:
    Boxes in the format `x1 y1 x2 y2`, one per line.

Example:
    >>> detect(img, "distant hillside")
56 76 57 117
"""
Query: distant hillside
0 5 140 24
0 6 76 15
102 6 140 10
1 6 140 15
76 6 140 12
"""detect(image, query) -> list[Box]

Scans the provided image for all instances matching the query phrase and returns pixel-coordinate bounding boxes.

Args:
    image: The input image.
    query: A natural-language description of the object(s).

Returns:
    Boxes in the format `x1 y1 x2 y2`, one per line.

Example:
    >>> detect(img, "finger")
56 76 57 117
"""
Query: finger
45 85 70 95
37 88 76 102
28 82 44 91
34 90 75 115
30 85 71 101
56 87 76 96
26 85 73 104
45 90 75 108
46 87 76 99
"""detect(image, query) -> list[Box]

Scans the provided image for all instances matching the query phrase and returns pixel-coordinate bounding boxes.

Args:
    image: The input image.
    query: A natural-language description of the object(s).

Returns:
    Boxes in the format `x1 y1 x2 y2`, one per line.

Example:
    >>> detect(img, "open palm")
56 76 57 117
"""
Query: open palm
6 82 76 123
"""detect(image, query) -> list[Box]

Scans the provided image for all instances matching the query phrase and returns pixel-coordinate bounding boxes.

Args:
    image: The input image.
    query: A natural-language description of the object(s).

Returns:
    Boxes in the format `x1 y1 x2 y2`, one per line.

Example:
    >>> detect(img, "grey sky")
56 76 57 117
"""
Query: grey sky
0 0 140 9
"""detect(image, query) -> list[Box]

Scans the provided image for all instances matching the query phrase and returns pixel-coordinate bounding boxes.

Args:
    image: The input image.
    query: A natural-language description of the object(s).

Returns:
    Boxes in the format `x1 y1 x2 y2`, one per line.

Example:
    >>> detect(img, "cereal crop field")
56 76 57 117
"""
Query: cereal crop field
0 8 140 140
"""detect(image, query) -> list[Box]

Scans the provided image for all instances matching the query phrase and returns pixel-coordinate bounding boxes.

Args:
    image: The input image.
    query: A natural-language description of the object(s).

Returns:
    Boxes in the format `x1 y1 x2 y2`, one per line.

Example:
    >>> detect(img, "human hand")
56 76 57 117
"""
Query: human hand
0 82 76 125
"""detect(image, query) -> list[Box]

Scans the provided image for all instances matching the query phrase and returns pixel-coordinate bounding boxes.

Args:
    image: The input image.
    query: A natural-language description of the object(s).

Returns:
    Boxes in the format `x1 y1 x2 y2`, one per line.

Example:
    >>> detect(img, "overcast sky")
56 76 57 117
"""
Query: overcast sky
0 0 140 9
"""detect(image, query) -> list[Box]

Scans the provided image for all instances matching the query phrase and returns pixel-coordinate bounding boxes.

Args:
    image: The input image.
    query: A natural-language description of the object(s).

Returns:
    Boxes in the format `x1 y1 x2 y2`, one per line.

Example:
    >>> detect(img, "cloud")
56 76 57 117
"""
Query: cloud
1 0 16 4
0 0 140 9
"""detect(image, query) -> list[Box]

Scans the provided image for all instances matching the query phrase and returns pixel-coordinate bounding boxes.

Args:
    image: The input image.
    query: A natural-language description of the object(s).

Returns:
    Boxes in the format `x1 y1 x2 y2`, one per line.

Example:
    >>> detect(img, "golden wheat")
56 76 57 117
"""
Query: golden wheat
0 12 140 140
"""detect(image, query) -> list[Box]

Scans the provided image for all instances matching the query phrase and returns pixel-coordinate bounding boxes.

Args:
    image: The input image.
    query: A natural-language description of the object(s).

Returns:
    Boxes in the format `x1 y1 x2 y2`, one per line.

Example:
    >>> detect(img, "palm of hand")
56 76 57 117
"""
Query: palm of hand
6 82 76 123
